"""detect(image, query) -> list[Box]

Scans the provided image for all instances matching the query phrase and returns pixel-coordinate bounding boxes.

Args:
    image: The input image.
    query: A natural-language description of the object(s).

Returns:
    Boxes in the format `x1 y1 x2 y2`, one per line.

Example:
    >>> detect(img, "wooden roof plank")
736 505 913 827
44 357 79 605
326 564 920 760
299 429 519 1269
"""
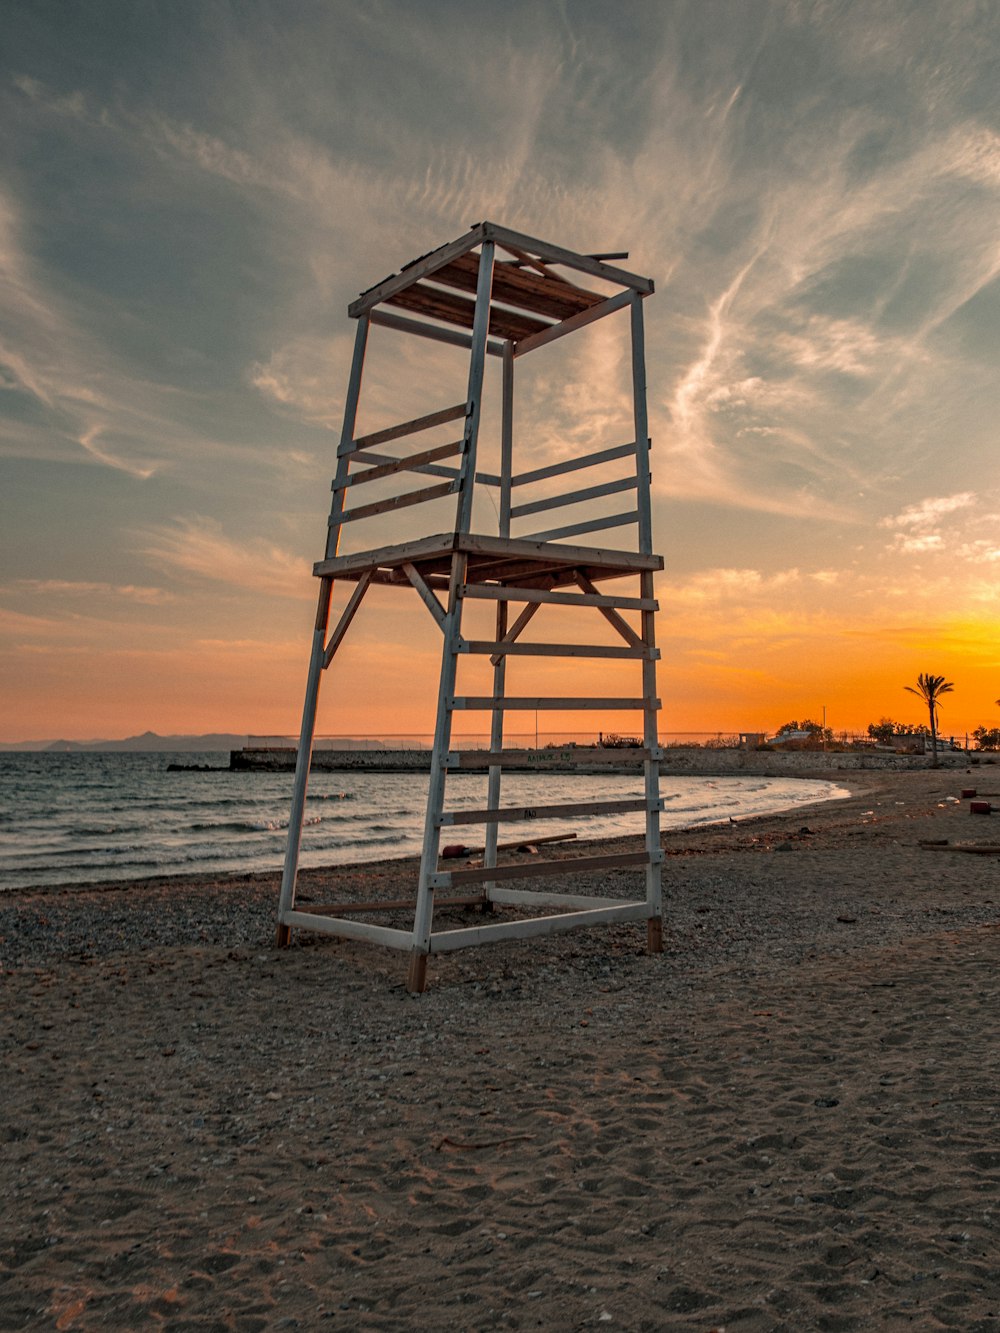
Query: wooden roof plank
482 222 654 294
385 282 551 342
432 252 603 321
347 221 653 322
349 223 486 318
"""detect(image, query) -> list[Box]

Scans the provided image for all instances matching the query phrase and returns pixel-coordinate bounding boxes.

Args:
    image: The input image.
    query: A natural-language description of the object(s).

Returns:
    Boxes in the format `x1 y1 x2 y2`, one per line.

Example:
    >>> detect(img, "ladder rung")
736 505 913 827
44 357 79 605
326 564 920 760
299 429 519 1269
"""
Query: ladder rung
332 440 463 490
510 440 638 488
332 479 458 525
446 747 662 769
441 797 659 826
342 402 468 453
349 451 500 487
509 474 638 520
451 696 658 711
521 510 638 543
432 849 660 888
295 893 485 915
463 584 658 611
459 640 656 660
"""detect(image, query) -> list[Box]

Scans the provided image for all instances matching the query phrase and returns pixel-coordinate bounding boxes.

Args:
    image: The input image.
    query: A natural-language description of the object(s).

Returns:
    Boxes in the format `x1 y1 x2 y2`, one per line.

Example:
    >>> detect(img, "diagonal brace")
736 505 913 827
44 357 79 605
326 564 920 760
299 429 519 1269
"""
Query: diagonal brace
403 562 447 630
574 572 642 648
478 599 541 666
322 572 372 668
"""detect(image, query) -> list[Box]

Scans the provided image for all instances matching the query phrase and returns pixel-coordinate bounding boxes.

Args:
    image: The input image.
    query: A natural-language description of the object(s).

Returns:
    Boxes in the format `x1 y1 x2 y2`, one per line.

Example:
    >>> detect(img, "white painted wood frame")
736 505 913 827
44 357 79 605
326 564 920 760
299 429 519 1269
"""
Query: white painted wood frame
277 223 664 988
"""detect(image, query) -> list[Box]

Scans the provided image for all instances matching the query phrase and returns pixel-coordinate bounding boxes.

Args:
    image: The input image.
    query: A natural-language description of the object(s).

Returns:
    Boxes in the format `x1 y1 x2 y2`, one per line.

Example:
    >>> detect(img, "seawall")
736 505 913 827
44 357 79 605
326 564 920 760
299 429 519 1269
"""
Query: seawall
229 746 972 775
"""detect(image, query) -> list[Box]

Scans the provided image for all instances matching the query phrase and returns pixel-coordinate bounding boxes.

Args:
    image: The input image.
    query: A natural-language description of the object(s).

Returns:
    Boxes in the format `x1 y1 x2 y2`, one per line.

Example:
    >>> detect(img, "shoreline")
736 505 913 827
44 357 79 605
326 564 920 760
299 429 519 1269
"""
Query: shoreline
0 768 855 901
4 766 1000 1328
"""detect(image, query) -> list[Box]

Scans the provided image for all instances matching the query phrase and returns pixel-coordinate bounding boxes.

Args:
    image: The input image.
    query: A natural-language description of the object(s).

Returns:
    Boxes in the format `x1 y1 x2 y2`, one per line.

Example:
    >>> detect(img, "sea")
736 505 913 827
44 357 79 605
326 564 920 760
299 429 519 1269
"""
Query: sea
0 752 850 892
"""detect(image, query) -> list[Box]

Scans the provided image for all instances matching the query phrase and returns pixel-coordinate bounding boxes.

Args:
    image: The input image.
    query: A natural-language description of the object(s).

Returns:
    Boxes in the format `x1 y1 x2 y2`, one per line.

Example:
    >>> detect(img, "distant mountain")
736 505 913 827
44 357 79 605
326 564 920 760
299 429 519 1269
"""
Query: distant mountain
0 731 249 753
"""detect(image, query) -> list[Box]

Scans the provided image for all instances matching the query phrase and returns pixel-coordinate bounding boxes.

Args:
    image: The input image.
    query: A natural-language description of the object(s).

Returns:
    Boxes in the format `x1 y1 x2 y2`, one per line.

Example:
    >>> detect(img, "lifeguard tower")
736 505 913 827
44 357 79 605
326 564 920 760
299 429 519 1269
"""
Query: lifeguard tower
276 222 664 992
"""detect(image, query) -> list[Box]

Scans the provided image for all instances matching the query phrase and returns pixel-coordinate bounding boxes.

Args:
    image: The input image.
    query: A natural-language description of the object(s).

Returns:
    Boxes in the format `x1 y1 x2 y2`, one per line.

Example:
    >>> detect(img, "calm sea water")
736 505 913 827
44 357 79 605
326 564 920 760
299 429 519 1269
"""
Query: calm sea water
0 752 849 891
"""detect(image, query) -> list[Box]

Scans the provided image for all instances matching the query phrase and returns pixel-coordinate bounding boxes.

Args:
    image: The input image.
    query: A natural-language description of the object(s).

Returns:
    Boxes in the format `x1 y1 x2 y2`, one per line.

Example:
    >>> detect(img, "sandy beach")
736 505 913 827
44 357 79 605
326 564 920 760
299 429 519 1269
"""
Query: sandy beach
3 766 1000 1330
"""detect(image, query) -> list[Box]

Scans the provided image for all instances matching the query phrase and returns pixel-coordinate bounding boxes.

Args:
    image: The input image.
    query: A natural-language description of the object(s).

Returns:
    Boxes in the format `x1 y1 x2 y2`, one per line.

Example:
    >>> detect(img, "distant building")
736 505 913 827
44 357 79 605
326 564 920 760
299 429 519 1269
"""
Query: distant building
765 730 818 747
890 733 926 753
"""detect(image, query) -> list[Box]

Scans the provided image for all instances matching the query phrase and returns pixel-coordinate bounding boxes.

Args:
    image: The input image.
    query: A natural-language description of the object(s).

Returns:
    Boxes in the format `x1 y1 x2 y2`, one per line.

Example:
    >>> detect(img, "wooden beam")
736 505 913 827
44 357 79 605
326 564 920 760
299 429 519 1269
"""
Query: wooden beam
350 449 500 487
369 308 506 358
574 571 643 648
523 511 639 543
460 640 656 660
432 849 659 888
441 796 658 825
485 597 540 666
281 911 413 949
510 475 638 520
513 289 636 358
447 746 662 768
322 571 372 668
456 532 662 571
294 894 486 914
452 696 657 710
312 530 663 581
630 293 654 555
493 598 539 642
403 561 447 630
482 222 654 293
489 887 635 910
432 252 604 321
463 583 658 611
347 402 467 454
511 441 637 488
333 440 463 490
426 901 651 952
348 224 487 317
386 283 552 343
333 480 458 525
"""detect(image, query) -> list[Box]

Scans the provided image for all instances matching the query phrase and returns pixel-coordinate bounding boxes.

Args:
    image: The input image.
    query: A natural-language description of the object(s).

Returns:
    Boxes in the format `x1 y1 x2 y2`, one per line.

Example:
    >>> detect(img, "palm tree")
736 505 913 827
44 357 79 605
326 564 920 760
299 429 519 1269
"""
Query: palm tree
905 673 955 767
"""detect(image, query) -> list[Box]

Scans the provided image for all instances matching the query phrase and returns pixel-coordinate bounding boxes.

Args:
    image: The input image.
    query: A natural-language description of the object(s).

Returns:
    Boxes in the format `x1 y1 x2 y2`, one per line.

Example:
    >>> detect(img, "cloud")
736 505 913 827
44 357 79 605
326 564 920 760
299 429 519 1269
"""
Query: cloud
881 493 977 530
78 424 159 480
661 566 802 608
0 606 62 637
956 541 1000 564
139 516 313 599
4 579 174 604
878 491 997 560
893 533 945 554
6 5 1000 595
0 188 184 477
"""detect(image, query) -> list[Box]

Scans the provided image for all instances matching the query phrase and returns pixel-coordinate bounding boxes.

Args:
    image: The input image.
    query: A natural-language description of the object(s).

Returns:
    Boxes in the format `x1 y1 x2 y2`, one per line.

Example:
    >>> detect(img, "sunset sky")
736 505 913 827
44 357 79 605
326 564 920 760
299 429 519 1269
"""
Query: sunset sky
2 0 999 743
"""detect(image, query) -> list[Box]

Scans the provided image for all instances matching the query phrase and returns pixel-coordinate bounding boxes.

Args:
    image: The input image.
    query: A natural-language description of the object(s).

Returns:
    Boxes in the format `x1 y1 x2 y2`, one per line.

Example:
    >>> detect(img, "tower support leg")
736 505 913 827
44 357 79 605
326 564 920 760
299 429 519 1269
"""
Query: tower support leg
408 551 468 989
640 569 663 952
406 951 429 995
276 578 333 947
483 599 508 906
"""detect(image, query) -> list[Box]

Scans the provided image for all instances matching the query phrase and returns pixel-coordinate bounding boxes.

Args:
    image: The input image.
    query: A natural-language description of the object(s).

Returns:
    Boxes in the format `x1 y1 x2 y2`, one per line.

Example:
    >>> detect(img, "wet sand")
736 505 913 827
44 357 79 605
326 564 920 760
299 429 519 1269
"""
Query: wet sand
3 767 1000 1330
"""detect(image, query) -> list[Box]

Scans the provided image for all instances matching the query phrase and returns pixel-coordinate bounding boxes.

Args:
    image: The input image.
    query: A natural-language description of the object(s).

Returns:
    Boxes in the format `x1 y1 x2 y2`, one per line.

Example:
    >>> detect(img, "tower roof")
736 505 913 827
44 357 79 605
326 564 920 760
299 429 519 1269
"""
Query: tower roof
348 221 653 351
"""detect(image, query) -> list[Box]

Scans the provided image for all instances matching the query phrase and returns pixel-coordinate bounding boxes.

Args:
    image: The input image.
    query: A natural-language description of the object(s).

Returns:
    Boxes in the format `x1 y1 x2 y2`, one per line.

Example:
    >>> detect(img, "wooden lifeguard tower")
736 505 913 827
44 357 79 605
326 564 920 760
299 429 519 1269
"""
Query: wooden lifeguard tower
276 221 664 992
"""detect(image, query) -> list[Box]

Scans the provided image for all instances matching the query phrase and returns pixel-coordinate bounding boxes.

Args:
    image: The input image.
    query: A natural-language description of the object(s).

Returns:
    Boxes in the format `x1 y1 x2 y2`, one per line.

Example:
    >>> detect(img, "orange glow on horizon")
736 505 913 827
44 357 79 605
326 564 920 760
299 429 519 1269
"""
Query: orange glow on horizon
4 594 998 744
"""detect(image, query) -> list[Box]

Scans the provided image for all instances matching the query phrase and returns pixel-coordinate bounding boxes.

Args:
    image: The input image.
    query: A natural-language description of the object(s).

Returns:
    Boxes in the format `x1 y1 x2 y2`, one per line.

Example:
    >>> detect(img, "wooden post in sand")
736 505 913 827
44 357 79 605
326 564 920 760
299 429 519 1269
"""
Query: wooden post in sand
275 222 666 989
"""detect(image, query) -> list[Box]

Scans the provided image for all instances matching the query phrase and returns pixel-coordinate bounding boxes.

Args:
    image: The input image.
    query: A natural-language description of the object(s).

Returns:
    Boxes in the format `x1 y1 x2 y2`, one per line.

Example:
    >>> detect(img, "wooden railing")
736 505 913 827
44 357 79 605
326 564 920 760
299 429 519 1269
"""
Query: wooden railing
506 439 645 544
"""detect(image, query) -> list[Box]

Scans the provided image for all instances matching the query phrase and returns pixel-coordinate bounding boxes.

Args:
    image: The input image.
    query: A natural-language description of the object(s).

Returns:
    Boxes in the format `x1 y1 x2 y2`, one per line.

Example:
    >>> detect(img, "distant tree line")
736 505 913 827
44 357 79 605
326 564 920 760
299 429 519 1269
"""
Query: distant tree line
866 717 929 744
862 675 1000 760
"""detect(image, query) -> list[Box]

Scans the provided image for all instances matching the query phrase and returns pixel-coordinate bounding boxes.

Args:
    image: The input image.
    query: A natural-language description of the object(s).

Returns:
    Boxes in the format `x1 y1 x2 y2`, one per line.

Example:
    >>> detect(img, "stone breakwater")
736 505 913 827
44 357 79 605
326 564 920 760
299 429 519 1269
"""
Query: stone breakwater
230 747 644 774
230 745 972 775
